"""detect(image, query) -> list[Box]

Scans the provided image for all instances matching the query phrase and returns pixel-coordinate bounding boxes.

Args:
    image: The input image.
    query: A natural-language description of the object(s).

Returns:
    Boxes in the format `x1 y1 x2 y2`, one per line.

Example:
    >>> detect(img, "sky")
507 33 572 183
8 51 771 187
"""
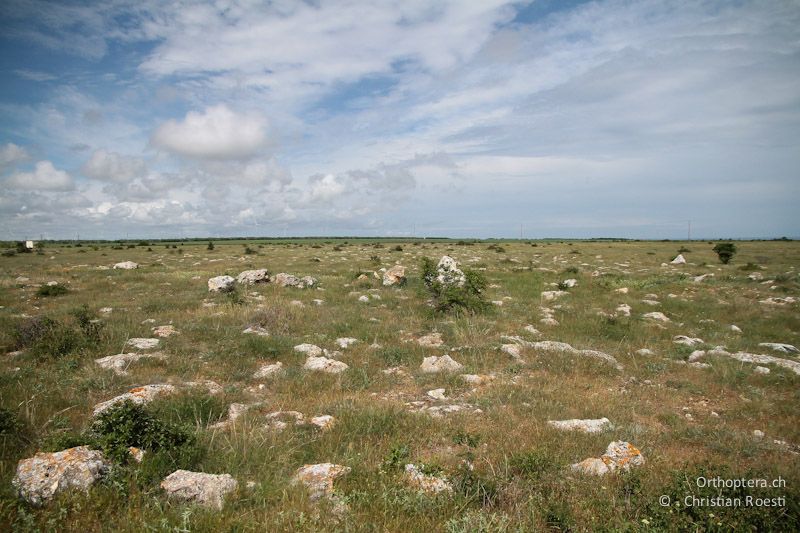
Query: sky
0 0 798 240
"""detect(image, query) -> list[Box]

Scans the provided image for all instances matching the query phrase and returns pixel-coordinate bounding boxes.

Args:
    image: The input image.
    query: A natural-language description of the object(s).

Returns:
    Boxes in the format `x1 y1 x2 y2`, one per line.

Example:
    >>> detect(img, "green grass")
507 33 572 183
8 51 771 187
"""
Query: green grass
0 239 799 530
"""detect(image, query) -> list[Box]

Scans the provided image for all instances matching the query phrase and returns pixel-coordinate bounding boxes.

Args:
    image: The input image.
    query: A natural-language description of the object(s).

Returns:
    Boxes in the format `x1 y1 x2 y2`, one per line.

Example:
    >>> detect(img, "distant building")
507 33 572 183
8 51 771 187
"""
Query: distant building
25 240 35 250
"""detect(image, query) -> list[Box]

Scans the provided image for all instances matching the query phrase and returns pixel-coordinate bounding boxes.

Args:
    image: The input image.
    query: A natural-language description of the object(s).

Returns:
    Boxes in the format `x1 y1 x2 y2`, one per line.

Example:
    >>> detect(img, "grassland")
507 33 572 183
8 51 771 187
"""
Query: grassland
1 238 799 531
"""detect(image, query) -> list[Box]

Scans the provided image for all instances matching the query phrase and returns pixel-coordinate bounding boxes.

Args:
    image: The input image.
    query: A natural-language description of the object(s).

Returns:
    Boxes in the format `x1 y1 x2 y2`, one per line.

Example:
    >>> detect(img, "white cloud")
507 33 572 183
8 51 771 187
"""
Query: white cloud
6 160 74 191
306 174 346 203
151 105 268 160
82 149 147 182
0 142 29 171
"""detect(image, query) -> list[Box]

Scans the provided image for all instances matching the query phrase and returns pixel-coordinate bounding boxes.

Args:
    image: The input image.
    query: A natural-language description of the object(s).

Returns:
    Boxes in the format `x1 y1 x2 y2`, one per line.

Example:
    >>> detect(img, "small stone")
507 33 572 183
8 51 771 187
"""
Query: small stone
460 374 495 385
730 325 742 333
417 332 444 347
754 366 770 375
403 464 452 494
126 338 160 350
673 336 704 347
304 356 349 374
642 312 670 322
501 344 523 360
753 430 765 439
293 463 351 501
758 343 799 355
310 415 336 430
92 384 176 416
152 325 178 337
113 261 138 270
243 325 270 336
253 362 283 379
571 441 644 476
548 417 611 433
427 388 447 400
636 349 655 356
294 343 323 357
95 352 165 375
336 337 358 349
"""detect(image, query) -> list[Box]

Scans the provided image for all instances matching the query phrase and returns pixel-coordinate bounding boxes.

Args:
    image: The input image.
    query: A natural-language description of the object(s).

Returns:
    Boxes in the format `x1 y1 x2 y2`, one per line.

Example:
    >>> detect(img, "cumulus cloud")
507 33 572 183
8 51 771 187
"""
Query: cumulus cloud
6 161 74 191
306 174 346 204
81 149 147 182
151 105 268 160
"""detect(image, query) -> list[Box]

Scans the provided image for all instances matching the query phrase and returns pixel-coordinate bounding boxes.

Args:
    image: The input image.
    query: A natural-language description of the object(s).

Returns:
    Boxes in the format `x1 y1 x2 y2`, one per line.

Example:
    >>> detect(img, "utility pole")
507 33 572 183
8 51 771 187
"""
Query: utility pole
688 220 691 241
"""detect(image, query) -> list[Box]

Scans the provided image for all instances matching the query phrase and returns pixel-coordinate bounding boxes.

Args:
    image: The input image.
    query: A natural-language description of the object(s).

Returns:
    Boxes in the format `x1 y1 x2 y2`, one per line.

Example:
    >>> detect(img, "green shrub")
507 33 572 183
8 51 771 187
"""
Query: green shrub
712 242 737 264
380 444 410 472
207 241 214 250
13 316 81 359
37 283 69 297
421 257 489 314
2 248 16 257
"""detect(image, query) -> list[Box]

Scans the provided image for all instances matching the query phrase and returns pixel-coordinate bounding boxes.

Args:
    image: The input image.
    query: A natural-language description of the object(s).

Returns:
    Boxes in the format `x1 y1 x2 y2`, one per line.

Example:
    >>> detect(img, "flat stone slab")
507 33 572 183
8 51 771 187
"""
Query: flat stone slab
548 418 611 433
160 470 238 510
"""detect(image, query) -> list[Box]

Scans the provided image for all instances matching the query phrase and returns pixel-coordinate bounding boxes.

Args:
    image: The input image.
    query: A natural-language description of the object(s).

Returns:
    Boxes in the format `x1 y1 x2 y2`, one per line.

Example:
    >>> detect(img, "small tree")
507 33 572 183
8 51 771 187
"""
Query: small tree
712 242 737 264
207 241 215 251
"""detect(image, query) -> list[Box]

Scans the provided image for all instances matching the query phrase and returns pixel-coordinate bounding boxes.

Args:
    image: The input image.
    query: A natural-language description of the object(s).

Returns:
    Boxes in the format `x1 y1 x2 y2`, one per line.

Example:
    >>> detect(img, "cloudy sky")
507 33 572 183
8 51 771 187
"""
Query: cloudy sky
1 0 798 240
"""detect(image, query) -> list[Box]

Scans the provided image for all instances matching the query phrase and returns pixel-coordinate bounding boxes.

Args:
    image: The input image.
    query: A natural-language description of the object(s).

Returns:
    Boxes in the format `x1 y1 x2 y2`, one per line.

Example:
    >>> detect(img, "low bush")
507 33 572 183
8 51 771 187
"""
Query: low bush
37 283 69 297
421 257 489 314
712 242 737 264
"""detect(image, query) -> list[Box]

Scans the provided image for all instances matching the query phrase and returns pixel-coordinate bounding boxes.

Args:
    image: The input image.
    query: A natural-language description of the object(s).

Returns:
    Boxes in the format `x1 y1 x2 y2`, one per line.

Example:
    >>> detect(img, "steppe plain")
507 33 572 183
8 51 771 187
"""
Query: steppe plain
1 239 798 531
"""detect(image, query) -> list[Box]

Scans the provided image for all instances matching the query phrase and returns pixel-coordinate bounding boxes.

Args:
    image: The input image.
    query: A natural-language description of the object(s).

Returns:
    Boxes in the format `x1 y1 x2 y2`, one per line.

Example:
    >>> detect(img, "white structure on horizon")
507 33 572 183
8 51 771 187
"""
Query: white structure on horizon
25 240 34 250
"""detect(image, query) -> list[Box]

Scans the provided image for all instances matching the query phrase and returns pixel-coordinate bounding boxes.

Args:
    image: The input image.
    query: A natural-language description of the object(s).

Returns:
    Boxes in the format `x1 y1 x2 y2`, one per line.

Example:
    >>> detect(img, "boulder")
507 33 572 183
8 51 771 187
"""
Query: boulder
13 447 111 506
383 265 407 286
571 441 644 476
208 275 235 292
160 470 238 510
274 273 317 288
670 254 686 265
420 354 464 373
236 269 270 284
294 343 323 357
113 261 138 270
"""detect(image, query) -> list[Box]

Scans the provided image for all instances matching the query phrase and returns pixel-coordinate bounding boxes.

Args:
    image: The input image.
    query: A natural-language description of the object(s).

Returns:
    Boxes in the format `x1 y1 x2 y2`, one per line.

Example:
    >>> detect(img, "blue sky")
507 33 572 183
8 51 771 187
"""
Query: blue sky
1 0 798 239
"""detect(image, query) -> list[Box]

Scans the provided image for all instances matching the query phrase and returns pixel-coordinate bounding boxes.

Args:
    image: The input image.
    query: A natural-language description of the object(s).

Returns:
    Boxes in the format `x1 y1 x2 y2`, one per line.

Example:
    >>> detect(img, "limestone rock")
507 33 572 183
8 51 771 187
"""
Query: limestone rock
208 275 235 292
310 415 336 430
642 312 670 322
294 343 323 357
95 352 165 375
293 463 350 501
304 356 349 374
509 339 622 370
460 374 495 386
126 338 160 350
435 256 466 287
236 269 270 284
93 384 176 416
420 354 464 373
560 278 578 288
274 273 317 288
541 290 568 301
160 470 238 510
706 348 800 375
113 261 138 270
383 265 407 286
571 441 644 476
670 254 686 265
548 417 611 433
404 464 452 494
758 343 799 355
253 362 283 379
501 344 524 360
335 337 358 349
243 325 270 336
13 446 111 506
427 388 447 400
673 335 704 347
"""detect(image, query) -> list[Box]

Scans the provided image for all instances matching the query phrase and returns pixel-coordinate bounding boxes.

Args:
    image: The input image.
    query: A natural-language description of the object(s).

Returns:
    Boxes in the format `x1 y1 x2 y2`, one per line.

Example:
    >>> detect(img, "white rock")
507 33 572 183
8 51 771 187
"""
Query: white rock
208 275 235 292
641 299 660 306
236 269 270 284
754 366 770 375
687 350 706 362
758 343 799 355
304 356 349 374
560 278 578 288
294 343 323 357
420 354 464 373
126 338 160 350
501 344 524 360
427 388 447 400
310 415 336 430
95 352 165 375
693 273 714 283
540 317 560 326
293 463 350 501
243 325 270 336
759 296 797 306
524 324 541 336
616 303 632 317
730 325 742 333
642 312 670 322
614 287 629 294
753 430 765 439
113 261 138 270
673 336 704 347
403 464 452 494
541 290 568 301
706 348 800 375
383 265 407 286
253 362 283 379
522 339 622 370
548 417 611 433
435 256 466 287
13 446 111 506
748 272 764 281
636 349 655 356
160 470 238 510
336 337 358 349
358 295 369 303
670 254 686 265
99 307 113 314
92 384 176 416
460 374 495 385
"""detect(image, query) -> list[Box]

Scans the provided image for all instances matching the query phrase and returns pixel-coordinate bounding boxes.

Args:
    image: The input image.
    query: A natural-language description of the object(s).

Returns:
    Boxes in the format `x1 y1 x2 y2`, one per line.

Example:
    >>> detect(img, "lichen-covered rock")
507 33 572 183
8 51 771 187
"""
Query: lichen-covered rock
548 418 611 434
160 470 238 509
13 447 111 506
293 463 351 501
208 275 235 292
92 384 176 416
383 265 407 286
294 343 323 357
417 332 444 347
113 261 138 270
435 256 465 287
236 269 270 284
274 273 317 288
152 325 178 338
571 441 644 476
758 342 799 355
404 464 452 494
304 356 349 374
420 354 464 373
